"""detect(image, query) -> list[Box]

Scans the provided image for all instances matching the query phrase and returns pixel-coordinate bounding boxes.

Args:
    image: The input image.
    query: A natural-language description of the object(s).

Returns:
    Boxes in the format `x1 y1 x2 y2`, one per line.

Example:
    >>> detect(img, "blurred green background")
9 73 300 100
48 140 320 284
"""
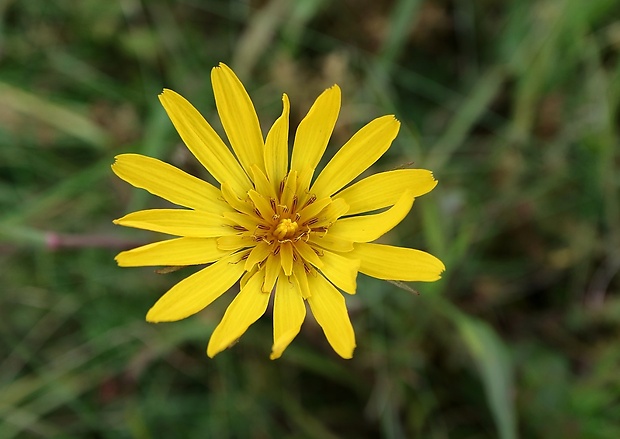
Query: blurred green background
1 0 619 437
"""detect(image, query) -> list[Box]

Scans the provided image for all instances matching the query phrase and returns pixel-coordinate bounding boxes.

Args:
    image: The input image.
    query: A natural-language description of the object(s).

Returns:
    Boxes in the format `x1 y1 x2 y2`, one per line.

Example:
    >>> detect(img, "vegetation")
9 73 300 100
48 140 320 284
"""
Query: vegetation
1 0 619 437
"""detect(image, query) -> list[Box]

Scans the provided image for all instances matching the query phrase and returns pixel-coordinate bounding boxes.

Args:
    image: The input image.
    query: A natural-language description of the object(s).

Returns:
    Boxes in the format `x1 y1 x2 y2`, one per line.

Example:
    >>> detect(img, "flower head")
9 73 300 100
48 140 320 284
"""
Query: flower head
113 63 444 359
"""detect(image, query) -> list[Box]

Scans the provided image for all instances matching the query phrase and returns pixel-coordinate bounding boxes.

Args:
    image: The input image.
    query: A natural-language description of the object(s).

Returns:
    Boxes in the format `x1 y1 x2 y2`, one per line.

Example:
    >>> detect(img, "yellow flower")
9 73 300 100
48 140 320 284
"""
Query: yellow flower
112 63 444 359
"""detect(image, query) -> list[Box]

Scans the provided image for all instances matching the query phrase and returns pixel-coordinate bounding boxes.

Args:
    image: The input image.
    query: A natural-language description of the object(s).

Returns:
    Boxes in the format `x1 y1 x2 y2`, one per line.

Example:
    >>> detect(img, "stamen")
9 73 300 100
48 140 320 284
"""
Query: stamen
291 195 298 212
254 208 263 219
293 232 305 242
302 194 317 208
232 225 247 232
303 217 318 227
279 178 286 196
312 247 324 257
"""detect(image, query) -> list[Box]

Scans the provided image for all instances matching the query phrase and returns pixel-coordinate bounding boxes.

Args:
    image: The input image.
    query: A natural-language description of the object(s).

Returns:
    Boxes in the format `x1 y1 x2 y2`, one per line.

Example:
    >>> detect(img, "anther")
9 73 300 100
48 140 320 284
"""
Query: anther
303 217 318 226
302 194 317 208
312 247 324 257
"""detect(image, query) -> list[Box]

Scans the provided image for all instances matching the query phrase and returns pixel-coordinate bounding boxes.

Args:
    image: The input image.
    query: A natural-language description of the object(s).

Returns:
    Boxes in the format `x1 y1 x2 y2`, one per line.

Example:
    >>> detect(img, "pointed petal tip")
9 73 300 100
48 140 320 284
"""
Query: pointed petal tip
146 308 176 323
329 84 341 97
212 62 232 74
110 153 127 169
158 88 175 98
425 257 446 281
337 345 355 359
206 338 233 358
145 311 160 323
281 93 290 108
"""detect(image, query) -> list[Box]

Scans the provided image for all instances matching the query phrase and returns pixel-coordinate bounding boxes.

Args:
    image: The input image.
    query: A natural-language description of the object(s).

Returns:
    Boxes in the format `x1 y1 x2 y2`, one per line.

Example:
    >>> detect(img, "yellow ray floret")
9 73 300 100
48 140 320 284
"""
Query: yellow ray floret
113 62 445 359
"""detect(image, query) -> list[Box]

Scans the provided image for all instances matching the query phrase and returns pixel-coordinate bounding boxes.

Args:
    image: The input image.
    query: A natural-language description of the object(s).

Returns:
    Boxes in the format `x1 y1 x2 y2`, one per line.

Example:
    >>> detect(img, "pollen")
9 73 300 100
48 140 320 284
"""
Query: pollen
273 218 298 240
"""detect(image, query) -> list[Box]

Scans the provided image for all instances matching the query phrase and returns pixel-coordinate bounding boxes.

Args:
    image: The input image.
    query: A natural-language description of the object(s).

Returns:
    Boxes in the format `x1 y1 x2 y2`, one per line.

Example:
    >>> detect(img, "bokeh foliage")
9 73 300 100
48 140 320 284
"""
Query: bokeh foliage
1 0 619 437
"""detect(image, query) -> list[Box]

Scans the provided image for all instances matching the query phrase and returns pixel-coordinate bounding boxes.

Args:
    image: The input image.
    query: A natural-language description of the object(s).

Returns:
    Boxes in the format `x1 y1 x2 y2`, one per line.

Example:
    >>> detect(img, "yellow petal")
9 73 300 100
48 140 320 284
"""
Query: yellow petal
222 211 262 232
221 182 255 216
318 250 359 295
264 94 290 192
116 237 229 267
349 243 445 281
263 254 281 293
240 266 256 290
114 209 236 238
280 170 297 210
244 241 272 271
146 252 247 322
334 169 437 215
270 275 306 360
308 233 354 253
293 263 311 299
306 274 356 359
311 115 400 198
328 191 414 242
217 234 255 251
207 270 269 357
313 198 349 228
158 89 251 196
296 166 314 201
297 197 331 224
112 154 229 213
248 189 275 222
290 85 341 178
294 240 323 268
280 242 294 276
249 165 277 201
211 63 265 176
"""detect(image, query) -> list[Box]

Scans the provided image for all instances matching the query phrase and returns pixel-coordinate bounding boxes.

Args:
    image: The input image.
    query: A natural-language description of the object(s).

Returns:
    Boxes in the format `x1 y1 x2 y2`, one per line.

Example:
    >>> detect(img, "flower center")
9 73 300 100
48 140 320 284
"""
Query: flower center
273 218 298 240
